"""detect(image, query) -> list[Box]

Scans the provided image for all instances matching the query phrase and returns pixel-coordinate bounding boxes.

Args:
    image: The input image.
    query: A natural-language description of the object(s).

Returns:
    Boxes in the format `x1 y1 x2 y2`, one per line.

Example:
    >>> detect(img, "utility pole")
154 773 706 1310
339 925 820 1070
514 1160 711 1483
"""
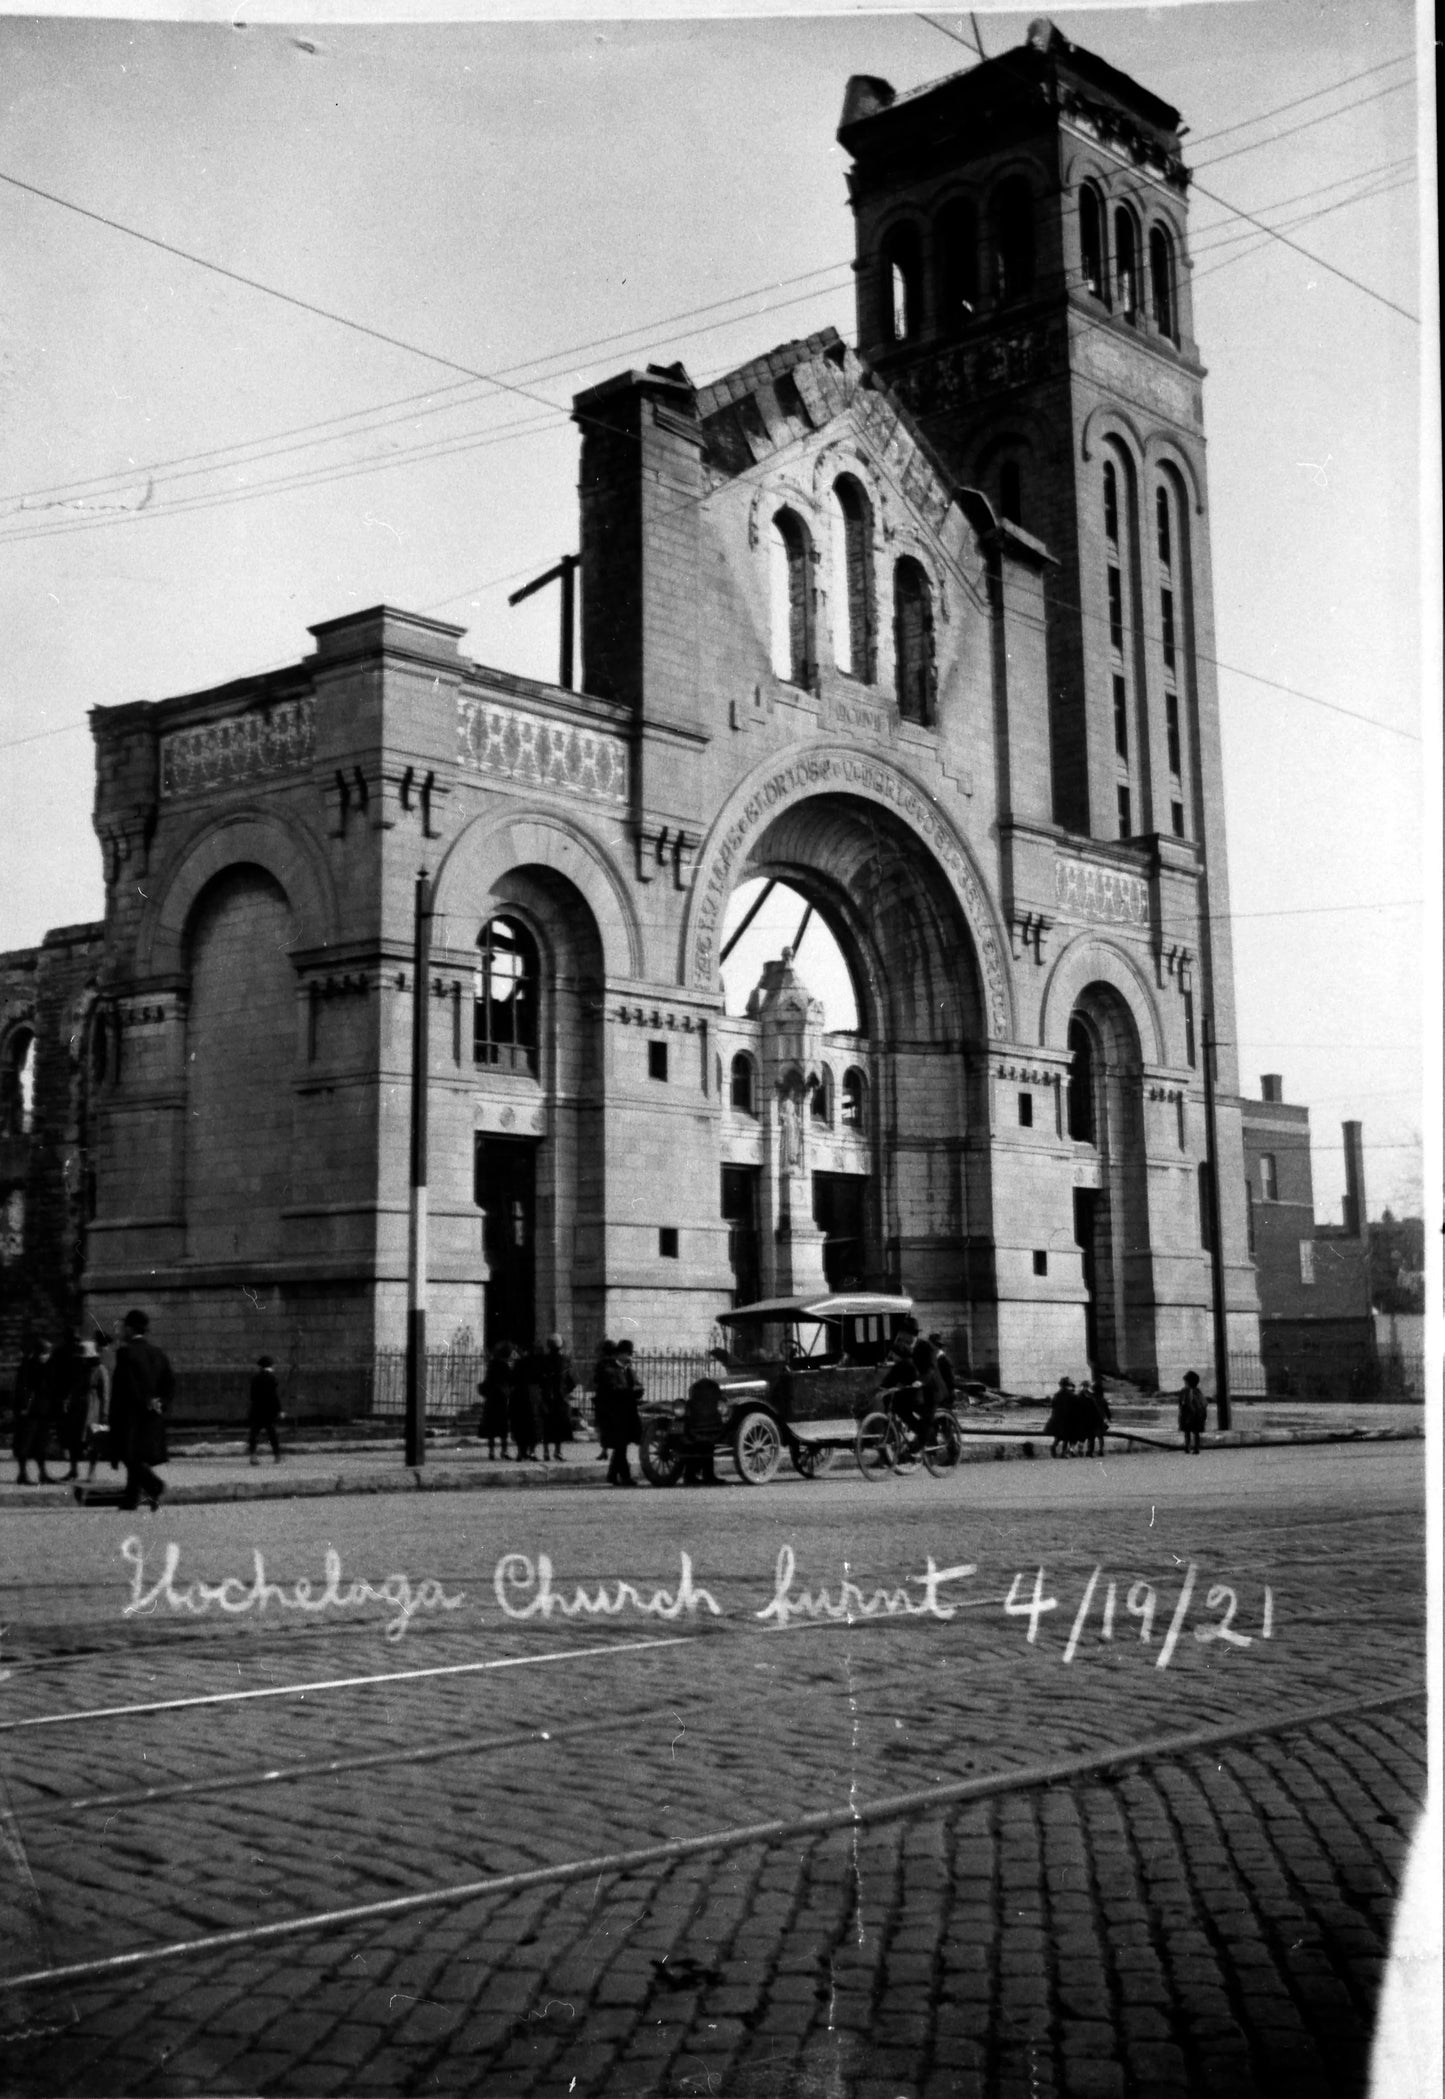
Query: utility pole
508 554 580 689
1201 1008 1232 1431
405 869 432 1467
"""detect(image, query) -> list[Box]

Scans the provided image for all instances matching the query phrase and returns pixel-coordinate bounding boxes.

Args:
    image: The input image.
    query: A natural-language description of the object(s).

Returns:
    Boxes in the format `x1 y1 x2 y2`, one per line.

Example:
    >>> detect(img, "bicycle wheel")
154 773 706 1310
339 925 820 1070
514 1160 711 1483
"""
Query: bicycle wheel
855 1410 898 1480
922 1411 962 1475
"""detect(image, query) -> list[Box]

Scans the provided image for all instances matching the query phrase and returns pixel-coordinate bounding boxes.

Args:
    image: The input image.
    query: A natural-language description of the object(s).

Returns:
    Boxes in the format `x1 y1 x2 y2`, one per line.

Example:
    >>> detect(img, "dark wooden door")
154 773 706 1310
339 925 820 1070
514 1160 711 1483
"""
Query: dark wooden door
476 1137 538 1351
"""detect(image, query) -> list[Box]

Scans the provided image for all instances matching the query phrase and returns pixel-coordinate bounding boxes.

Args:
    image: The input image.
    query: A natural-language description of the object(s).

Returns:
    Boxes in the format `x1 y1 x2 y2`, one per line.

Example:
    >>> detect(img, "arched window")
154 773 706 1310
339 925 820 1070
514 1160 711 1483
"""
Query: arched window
475 916 539 1076
1079 183 1105 297
1066 1017 1096 1143
893 558 935 726
1156 485 1172 568
1 1028 36 1138
769 508 814 687
1115 207 1138 318
730 1053 755 1115
830 476 874 680
1104 460 1119 546
881 224 922 343
810 1068 833 1126
999 458 1022 526
935 197 978 325
1150 225 1176 339
89 1007 110 1087
993 179 1034 302
841 1069 867 1131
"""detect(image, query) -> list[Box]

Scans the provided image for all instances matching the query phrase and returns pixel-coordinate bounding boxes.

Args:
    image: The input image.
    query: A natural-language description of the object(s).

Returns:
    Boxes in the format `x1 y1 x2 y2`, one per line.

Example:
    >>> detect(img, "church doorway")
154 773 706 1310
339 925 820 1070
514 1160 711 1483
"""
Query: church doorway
813 1171 868 1289
476 1136 537 1350
1073 1188 1100 1370
721 1164 761 1306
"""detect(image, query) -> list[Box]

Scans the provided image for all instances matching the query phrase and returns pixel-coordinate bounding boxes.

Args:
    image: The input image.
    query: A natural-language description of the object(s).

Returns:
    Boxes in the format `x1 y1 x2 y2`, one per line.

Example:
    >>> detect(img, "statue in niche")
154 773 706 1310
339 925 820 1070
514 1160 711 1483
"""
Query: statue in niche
779 1089 803 1173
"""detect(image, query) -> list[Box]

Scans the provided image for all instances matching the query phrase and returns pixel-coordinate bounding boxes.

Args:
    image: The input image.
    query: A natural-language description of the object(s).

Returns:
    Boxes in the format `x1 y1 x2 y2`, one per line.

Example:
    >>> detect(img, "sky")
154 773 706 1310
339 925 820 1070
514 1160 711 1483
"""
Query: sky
0 0 1434 1220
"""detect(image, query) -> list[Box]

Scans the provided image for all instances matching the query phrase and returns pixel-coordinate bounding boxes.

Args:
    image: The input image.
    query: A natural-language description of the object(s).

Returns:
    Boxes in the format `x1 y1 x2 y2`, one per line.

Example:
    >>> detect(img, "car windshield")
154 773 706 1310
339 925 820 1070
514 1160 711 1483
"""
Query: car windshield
724 1314 839 1368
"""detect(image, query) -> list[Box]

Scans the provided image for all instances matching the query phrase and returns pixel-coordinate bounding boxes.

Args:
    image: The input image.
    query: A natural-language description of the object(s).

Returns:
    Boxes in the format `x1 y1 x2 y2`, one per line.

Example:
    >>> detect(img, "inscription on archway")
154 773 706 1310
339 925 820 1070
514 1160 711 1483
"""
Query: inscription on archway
690 750 1009 1035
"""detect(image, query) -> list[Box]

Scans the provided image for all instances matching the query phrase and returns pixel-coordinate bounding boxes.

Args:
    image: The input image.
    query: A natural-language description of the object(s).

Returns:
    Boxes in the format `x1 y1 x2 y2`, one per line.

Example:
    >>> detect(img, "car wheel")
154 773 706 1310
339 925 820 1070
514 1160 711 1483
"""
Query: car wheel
732 1408 782 1485
791 1438 834 1479
639 1421 685 1487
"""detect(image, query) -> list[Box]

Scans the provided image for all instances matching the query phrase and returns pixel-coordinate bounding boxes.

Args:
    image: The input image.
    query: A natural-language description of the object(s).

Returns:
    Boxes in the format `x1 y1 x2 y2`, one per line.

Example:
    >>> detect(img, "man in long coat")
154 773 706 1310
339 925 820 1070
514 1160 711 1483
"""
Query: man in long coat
109 1309 174 1510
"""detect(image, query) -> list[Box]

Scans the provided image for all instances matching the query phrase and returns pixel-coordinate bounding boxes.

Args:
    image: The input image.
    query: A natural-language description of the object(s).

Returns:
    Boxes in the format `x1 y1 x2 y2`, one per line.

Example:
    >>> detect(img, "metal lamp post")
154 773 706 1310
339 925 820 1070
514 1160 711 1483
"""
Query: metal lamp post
404 869 432 1467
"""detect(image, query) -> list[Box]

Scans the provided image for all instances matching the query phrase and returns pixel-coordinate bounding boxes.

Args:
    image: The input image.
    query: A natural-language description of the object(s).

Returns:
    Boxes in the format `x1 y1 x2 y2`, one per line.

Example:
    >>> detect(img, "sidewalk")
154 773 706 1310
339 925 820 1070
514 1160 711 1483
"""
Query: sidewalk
1 1399 1422 1509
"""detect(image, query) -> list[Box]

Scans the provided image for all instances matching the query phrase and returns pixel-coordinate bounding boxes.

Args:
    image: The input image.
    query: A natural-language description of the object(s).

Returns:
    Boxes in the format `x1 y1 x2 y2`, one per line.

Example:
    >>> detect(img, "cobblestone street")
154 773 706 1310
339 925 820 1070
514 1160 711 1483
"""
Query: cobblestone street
0 1441 1426 2096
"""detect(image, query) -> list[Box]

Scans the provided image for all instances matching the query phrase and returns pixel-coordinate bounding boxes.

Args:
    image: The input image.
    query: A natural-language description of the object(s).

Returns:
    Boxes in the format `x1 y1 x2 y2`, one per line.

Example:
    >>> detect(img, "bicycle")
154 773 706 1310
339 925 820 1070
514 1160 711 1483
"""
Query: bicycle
855 1392 963 1479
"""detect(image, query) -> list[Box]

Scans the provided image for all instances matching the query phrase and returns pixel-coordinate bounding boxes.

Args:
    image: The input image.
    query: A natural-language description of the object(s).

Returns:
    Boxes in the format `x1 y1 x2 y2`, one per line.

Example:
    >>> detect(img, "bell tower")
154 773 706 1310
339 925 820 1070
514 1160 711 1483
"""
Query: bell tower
839 17 1212 854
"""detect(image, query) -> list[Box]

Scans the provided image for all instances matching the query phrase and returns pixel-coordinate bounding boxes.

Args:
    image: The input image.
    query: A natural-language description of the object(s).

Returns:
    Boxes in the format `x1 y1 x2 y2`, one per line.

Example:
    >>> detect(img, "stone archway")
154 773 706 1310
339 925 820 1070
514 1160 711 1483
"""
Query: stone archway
699 757 1005 1348
685 745 1013 1038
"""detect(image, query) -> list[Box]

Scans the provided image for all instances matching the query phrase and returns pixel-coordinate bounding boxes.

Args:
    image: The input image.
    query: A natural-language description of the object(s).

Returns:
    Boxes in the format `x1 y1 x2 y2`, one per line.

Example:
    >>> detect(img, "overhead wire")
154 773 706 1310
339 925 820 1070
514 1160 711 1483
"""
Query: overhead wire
1 38 1416 528
0 52 1419 752
1191 75 1415 170
0 130 1410 556
0 260 856 516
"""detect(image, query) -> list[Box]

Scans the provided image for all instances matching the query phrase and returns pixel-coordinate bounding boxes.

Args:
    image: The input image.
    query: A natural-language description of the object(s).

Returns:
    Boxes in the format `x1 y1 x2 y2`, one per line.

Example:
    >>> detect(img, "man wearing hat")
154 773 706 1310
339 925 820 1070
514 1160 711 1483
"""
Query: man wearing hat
109 1309 174 1510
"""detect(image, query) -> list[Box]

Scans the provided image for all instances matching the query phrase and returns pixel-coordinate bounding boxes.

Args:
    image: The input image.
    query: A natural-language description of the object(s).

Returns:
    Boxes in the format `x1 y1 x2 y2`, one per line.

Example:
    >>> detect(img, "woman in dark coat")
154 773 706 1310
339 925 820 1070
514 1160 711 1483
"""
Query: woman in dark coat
605 1341 641 1486
478 1343 513 1460
1045 1377 1076 1458
538 1335 575 1463
509 1346 540 1462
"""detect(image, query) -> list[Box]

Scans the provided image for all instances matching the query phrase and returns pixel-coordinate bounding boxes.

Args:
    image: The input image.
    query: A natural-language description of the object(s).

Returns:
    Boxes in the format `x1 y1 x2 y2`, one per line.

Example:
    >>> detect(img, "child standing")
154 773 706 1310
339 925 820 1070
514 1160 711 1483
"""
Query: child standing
1178 1370 1207 1455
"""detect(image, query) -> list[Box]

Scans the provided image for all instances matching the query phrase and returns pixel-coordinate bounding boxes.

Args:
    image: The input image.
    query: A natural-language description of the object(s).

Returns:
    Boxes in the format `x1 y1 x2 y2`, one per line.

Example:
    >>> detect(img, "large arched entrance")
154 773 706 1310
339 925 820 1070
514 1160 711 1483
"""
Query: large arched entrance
710 786 998 1364
463 864 607 1355
1065 983 1152 1379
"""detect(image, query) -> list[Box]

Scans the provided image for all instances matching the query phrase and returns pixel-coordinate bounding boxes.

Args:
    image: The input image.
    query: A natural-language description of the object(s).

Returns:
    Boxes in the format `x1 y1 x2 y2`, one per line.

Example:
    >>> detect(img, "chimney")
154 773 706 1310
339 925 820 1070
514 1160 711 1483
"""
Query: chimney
1341 1121 1366 1237
572 364 705 729
1261 1074 1283 1103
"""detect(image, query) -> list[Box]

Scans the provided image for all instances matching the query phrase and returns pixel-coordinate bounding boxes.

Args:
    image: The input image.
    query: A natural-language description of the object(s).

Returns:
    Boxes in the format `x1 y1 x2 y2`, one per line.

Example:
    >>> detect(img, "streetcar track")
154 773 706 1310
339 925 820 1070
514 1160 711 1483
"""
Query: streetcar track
0 1683 1422 1995
0 1634 694 1733
0 1703 687 1823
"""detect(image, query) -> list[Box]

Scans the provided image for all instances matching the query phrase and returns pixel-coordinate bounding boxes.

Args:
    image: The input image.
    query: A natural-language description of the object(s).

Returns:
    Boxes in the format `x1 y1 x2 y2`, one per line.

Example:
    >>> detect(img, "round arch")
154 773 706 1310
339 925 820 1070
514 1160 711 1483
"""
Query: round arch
1038 933 1166 1065
1143 434 1207 517
431 806 643 981
137 810 338 979
684 744 1013 1036
1079 403 1149 472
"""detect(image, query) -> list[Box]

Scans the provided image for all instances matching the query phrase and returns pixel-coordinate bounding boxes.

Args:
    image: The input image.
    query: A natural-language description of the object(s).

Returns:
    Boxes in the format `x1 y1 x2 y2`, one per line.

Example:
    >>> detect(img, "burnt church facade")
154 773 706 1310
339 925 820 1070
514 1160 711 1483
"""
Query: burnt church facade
0 23 1261 1392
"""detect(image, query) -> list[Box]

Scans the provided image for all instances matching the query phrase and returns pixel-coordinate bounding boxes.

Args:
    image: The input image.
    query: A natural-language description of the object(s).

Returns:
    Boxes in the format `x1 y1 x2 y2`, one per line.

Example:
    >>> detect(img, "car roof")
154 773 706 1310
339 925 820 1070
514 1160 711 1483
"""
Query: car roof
718 1293 914 1326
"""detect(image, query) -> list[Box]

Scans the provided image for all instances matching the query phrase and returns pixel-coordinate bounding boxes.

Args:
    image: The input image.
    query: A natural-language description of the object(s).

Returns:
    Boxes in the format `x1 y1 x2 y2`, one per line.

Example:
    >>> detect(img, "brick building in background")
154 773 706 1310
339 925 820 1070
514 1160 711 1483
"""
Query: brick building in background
1240 1076 1376 1399
1 21 1264 1401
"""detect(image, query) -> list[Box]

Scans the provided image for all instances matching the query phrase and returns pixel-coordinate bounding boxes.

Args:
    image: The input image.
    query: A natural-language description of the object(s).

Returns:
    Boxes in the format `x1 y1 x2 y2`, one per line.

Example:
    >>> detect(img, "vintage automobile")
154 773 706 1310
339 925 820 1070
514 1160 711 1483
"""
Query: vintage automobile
638 1291 917 1487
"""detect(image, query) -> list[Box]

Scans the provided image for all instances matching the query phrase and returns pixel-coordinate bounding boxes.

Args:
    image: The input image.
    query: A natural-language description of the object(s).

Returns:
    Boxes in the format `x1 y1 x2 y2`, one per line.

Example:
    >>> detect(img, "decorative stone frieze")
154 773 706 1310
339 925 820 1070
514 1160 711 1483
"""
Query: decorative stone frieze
1052 855 1150 927
457 696 628 806
160 699 315 799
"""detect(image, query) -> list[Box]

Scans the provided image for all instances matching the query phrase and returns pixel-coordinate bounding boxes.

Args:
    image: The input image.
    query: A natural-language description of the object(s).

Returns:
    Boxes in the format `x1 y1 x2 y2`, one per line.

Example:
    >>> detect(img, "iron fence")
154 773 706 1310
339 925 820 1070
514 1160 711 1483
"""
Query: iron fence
1227 1349 1426 1404
366 1346 716 1423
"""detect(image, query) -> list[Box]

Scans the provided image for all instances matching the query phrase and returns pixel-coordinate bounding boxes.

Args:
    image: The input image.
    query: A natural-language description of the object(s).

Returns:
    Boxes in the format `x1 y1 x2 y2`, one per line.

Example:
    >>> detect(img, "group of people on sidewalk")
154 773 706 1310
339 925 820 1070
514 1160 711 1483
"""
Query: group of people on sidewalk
1044 1369 1211 1456
477 1335 577 1463
10 1309 173 1508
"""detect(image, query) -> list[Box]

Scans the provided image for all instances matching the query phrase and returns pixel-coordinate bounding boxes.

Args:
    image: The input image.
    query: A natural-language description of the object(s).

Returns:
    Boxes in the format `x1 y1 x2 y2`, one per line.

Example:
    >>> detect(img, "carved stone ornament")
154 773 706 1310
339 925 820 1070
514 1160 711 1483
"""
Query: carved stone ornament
457 697 628 807
160 699 315 799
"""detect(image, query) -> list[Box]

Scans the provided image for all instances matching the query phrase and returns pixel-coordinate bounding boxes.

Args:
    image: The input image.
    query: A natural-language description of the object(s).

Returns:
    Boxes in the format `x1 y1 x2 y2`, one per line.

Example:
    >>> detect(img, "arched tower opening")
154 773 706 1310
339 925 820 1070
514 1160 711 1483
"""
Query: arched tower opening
1066 981 1153 1381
